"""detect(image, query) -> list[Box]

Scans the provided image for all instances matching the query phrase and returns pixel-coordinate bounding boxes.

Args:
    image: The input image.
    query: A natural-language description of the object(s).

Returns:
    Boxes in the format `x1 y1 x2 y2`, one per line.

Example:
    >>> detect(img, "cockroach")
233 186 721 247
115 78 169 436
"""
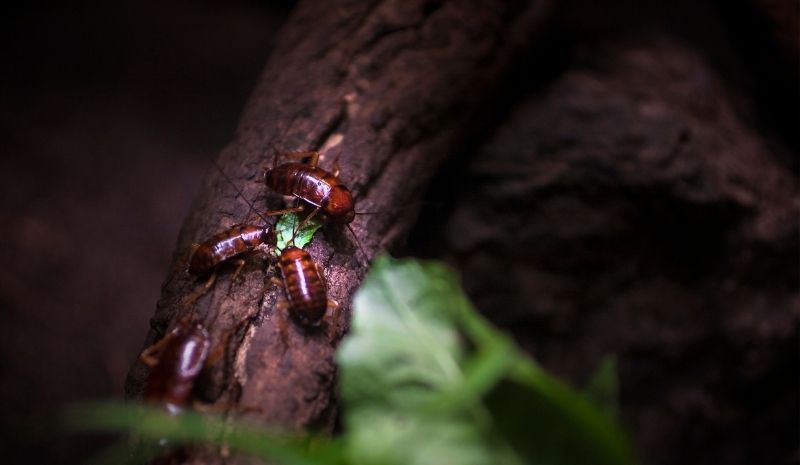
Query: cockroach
186 162 301 298
186 222 277 303
137 316 247 465
278 246 329 326
264 151 355 224
188 163 303 277
188 224 273 276
272 245 339 343
139 319 212 415
264 150 374 263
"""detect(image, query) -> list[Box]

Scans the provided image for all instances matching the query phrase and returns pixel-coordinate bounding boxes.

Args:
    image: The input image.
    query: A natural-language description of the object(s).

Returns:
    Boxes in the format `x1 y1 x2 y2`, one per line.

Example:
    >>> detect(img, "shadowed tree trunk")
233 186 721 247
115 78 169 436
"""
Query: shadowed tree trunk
124 0 552 455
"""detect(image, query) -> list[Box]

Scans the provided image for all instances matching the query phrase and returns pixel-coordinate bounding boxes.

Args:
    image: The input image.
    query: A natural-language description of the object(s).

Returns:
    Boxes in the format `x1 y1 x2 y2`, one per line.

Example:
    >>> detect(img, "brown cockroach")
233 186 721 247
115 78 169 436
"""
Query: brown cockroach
188 224 273 276
137 317 250 465
272 245 339 343
264 150 374 263
264 150 355 224
186 218 292 302
186 163 302 299
138 311 244 415
139 318 212 415
279 246 329 326
187 165 302 277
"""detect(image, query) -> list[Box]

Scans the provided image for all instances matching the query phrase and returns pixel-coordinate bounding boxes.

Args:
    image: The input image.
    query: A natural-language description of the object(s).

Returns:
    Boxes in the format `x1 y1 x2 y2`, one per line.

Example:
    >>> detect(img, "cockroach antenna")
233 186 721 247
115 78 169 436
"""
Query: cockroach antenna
213 161 300 224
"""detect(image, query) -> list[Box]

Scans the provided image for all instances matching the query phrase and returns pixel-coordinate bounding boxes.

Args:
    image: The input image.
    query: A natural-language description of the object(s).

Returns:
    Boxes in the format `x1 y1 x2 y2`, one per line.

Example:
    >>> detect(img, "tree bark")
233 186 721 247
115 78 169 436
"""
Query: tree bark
125 0 551 446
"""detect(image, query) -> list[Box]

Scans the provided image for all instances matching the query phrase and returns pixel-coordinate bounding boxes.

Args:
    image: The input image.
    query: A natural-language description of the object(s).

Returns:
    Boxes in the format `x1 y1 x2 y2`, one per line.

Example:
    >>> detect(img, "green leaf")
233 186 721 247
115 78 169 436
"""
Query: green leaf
339 259 463 405
338 256 637 465
63 402 345 465
275 212 322 252
337 257 521 465
485 361 633 465
345 409 507 465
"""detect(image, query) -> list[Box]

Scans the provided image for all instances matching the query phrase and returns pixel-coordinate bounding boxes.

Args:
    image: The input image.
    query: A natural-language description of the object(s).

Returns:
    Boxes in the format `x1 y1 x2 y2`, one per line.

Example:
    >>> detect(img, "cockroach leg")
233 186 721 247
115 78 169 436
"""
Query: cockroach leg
201 322 241 371
185 272 217 307
270 277 290 349
261 205 306 217
226 258 247 294
277 300 290 350
327 299 340 343
331 150 342 178
140 329 177 367
292 206 322 237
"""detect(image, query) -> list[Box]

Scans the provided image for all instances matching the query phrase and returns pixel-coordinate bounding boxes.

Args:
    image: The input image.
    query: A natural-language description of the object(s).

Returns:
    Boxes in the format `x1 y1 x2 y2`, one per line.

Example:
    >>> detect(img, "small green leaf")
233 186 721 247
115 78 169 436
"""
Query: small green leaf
275 212 322 252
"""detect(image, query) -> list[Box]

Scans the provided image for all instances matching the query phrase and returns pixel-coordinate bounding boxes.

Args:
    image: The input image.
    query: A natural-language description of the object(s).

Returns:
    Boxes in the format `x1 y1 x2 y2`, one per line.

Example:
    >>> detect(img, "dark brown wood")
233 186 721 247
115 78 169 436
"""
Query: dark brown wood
125 0 552 444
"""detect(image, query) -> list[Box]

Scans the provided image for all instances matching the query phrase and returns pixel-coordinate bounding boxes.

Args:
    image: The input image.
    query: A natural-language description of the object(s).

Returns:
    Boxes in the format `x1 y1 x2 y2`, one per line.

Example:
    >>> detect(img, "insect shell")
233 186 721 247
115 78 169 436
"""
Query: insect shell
141 321 211 415
264 162 356 224
188 224 273 276
278 246 329 327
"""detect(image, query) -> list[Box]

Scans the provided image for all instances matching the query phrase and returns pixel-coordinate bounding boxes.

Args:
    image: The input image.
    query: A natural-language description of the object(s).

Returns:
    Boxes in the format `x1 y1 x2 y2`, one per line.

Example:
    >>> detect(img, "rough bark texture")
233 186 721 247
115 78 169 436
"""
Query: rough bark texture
124 0 551 445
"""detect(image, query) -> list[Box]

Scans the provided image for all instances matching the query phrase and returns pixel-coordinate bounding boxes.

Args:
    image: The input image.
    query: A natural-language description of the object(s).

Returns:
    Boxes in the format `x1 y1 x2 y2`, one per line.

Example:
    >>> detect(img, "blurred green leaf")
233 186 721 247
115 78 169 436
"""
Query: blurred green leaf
338 257 523 465
485 362 632 465
63 402 345 465
275 212 322 252
338 256 637 465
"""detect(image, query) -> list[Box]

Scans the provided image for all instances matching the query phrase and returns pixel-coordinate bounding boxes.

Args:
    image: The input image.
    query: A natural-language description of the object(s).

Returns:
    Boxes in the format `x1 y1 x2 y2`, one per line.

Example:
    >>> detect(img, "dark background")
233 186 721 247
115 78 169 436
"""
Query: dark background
1 1 797 465
1 2 291 463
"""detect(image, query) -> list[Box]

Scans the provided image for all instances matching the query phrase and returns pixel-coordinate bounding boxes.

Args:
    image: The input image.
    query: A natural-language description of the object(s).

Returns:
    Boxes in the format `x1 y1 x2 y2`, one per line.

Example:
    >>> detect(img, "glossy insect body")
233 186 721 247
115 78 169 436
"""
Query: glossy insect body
141 321 211 415
264 162 355 224
188 224 271 275
278 246 328 326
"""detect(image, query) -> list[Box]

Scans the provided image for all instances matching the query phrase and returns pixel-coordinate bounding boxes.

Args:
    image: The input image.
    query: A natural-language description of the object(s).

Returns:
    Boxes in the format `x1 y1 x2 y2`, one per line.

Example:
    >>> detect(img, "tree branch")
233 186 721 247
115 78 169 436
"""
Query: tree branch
125 0 552 442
